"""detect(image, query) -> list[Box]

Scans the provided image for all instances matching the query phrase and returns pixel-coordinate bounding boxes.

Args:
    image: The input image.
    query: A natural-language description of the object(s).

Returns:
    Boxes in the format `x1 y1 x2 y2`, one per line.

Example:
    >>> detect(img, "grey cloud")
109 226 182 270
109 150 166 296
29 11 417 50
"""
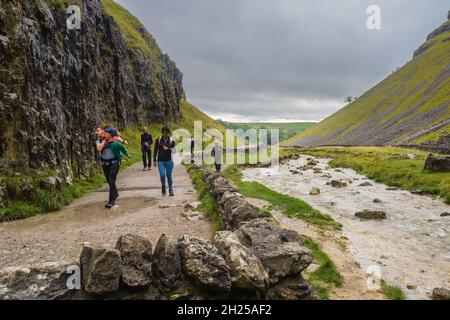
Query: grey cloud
116 0 449 121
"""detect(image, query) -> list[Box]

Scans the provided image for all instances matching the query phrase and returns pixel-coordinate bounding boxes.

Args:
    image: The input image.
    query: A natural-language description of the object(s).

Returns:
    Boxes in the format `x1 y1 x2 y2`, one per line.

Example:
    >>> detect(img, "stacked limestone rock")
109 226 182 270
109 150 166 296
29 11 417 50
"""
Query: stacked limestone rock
0 167 315 300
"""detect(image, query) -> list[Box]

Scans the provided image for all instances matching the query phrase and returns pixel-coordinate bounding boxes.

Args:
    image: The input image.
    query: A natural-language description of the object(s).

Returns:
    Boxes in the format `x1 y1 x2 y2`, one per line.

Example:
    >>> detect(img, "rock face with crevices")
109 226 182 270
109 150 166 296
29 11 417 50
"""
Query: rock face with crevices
115 234 153 288
80 244 121 295
214 231 269 291
178 235 232 293
0 0 184 205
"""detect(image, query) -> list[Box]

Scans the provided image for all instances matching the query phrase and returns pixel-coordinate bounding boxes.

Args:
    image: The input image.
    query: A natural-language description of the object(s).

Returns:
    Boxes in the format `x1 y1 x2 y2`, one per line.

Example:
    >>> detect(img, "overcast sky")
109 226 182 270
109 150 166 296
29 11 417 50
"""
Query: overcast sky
116 0 448 122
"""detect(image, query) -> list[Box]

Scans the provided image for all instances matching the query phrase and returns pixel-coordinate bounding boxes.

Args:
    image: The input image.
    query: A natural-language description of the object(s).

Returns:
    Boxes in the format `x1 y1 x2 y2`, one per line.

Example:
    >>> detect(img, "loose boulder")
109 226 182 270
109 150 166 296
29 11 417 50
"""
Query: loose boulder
329 180 348 188
431 287 450 300
424 154 450 172
355 210 387 220
358 182 373 187
309 187 321 195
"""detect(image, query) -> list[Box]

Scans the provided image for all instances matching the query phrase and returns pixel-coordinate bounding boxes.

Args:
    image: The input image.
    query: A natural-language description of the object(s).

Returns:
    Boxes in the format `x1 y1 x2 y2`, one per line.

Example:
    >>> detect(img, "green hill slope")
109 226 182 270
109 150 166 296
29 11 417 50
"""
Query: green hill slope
219 122 315 143
288 12 450 151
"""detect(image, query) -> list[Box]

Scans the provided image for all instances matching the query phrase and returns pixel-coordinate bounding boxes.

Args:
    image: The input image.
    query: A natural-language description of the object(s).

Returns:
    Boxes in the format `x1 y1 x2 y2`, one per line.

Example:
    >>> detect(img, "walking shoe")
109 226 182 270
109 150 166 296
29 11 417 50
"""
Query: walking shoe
162 186 167 195
143 167 147 171
105 202 115 209
169 189 174 197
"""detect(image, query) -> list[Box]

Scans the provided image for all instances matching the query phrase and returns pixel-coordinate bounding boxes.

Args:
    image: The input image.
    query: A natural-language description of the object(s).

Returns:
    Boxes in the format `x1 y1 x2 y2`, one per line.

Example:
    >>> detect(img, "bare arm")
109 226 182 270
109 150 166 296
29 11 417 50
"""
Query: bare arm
96 139 106 152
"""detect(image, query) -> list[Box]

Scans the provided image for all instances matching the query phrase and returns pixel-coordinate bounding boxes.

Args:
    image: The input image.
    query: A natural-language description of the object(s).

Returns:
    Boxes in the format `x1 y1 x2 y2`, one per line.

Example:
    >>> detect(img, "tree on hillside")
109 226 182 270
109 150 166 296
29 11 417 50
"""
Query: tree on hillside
345 96 358 104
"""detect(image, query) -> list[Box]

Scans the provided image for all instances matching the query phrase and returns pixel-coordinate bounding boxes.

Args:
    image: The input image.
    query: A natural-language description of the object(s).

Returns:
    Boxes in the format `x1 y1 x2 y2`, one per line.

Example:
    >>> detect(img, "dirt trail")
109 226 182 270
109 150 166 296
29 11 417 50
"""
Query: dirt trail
246 197 385 300
0 162 214 269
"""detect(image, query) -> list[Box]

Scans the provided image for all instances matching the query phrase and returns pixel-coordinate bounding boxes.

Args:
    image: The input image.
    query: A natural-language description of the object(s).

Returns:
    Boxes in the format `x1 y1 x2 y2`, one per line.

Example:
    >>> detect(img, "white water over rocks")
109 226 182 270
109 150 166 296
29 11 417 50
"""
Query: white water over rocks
243 155 450 300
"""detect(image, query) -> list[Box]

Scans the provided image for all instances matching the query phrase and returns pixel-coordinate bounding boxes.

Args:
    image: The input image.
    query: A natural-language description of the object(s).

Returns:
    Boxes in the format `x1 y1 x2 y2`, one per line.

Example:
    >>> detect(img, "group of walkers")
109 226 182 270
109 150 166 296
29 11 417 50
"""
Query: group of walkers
95 125 176 209
95 124 224 209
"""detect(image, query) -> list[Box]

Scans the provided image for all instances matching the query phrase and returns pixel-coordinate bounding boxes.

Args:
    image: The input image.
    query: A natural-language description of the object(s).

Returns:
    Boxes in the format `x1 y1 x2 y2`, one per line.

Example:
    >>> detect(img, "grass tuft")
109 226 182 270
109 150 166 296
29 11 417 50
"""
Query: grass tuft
381 279 406 300
186 165 222 231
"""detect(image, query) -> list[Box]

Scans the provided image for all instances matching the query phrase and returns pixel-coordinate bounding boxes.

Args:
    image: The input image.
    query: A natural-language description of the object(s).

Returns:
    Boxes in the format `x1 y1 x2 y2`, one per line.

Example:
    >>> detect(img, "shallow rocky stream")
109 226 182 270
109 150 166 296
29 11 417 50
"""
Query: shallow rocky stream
243 155 450 300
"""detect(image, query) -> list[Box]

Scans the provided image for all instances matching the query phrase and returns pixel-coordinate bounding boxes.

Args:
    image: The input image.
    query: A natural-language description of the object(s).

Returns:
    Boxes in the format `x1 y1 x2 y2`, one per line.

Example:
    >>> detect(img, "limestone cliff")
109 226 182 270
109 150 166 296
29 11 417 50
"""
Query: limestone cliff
0 0 184 183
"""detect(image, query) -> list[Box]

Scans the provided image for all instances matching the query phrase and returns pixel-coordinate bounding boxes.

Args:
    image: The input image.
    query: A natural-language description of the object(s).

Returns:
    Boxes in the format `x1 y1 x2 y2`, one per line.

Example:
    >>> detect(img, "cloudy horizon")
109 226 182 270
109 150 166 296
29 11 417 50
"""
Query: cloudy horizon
116 0 449 123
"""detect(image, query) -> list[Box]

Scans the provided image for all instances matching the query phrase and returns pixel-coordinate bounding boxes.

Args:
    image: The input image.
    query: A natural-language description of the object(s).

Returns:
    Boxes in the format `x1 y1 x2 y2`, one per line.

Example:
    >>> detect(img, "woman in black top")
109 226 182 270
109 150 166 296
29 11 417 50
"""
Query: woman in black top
153 126 176 196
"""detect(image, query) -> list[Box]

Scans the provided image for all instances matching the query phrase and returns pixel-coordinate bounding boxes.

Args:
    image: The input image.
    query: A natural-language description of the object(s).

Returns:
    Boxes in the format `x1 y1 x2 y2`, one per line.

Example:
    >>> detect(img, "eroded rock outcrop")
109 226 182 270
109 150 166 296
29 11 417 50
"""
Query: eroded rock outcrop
0 0 184 203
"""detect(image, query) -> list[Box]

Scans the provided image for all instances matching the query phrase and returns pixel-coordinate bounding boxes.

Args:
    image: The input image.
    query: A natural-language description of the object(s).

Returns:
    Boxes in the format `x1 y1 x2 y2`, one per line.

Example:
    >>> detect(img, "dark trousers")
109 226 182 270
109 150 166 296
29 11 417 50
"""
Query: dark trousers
215 163 222 172
142 147 152 168
102 160 120 204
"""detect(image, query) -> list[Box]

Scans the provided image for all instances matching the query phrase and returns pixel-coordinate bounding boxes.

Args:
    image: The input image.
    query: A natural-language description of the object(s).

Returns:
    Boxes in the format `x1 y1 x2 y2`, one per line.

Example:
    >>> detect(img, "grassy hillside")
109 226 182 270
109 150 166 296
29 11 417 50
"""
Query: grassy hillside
289 14 450 148
219 121 314 143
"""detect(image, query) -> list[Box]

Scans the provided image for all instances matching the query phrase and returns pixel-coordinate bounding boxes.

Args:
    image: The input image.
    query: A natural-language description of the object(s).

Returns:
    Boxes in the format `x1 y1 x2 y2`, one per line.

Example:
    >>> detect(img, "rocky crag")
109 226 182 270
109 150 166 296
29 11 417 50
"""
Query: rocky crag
0 0 184 205
0 167 315 300
288 11 450 153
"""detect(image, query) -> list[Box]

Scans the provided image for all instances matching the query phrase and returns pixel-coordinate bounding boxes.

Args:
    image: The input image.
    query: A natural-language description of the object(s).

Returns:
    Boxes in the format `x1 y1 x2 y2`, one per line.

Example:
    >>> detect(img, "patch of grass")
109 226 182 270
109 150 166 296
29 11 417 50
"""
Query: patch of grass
303 237 343 300
381 279 406 300
186 165 222 231
223 165 342 231
0 174 105 222
0 202 41 221
288 146 450 204
304 238 343 286
251 205 273 219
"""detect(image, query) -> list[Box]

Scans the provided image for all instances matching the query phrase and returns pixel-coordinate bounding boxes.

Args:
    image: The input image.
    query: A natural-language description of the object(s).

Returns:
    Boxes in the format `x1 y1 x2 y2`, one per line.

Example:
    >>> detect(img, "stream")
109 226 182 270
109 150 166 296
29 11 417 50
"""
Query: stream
243 155 450 300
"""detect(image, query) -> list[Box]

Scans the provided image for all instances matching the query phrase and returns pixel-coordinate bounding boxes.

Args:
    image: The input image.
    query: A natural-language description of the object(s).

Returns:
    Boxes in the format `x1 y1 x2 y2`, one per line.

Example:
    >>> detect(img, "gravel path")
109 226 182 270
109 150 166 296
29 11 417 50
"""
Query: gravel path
0 162 214 268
